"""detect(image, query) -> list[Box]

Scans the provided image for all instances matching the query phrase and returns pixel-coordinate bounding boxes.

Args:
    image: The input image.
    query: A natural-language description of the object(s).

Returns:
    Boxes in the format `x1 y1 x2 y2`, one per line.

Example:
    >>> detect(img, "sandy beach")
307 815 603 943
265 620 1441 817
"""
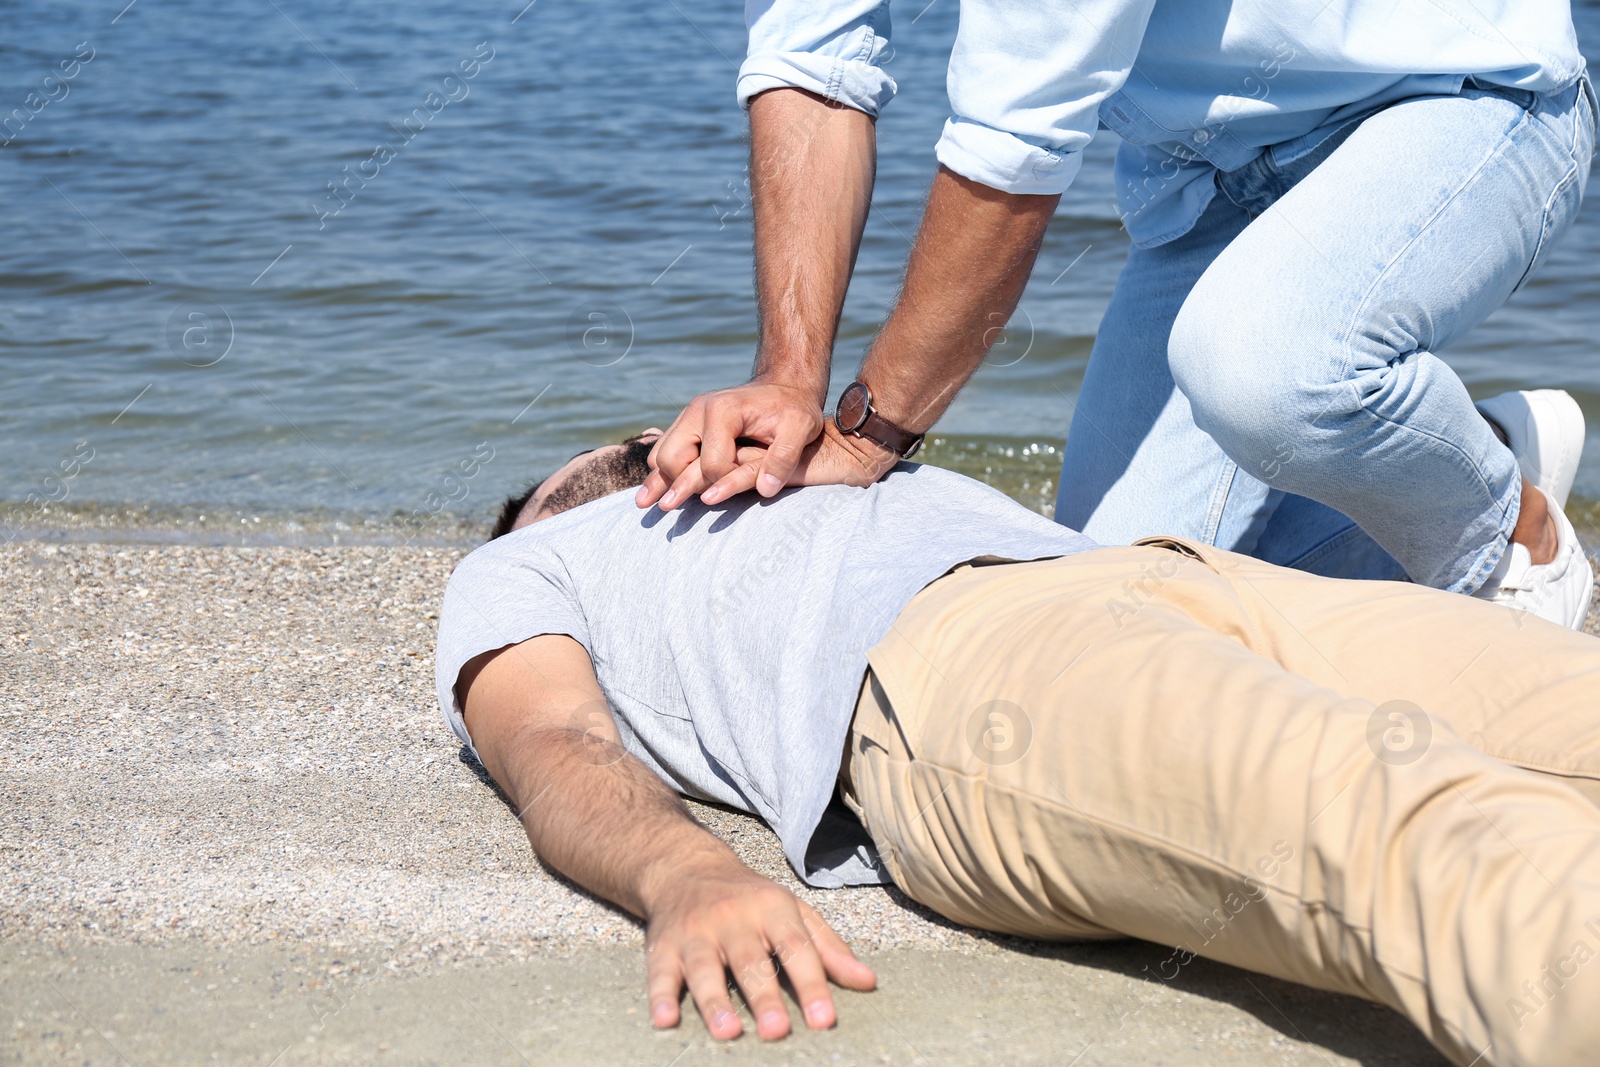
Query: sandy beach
6 0 1600 1059
8 540 1592 1065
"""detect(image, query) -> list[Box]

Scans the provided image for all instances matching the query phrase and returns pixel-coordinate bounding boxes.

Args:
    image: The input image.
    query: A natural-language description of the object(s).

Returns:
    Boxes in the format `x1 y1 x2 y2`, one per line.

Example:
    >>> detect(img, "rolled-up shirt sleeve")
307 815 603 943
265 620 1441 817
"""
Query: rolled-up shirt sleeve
738 0 896 117
937 0 1156 195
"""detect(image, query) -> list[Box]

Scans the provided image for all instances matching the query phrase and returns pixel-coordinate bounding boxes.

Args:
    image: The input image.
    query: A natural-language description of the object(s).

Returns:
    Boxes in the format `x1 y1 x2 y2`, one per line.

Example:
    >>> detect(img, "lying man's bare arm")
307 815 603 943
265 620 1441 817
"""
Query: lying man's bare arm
459 634 876 1041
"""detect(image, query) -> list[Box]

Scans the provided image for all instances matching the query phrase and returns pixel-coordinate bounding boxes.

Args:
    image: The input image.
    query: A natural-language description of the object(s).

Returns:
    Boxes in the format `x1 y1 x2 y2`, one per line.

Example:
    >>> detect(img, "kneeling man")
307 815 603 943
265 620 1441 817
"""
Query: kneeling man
436 430 1600 1067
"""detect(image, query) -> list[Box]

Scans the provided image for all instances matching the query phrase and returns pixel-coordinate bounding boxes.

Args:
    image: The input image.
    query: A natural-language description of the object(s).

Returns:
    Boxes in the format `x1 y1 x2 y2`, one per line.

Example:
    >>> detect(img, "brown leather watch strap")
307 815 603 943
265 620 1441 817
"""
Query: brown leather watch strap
834 381 925 458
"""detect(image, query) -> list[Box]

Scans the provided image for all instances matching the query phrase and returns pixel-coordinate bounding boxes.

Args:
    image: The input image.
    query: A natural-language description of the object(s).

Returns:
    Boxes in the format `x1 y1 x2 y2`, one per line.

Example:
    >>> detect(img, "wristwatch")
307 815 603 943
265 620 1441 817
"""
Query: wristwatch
834 381 925 459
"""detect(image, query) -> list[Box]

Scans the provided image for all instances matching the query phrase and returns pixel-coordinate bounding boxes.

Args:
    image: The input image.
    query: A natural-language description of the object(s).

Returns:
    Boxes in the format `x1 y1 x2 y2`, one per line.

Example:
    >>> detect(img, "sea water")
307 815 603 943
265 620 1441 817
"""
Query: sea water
2 0 1597 546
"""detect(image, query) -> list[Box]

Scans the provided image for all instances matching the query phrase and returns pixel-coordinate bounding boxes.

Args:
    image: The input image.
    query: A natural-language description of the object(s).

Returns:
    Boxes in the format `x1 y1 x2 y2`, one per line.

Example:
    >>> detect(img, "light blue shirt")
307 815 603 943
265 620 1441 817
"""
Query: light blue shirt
738 0 1585 246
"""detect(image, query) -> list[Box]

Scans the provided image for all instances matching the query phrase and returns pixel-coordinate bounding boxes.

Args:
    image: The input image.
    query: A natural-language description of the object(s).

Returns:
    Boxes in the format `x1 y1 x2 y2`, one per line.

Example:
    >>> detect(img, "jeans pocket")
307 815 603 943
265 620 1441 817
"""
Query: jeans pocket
1213 153 1276 216
1218 117 1365 217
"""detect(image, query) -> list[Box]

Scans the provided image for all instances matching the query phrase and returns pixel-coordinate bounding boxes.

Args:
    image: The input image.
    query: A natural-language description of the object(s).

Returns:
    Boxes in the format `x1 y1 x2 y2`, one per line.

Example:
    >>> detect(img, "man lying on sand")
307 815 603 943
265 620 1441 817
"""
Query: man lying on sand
435 422 1600 1067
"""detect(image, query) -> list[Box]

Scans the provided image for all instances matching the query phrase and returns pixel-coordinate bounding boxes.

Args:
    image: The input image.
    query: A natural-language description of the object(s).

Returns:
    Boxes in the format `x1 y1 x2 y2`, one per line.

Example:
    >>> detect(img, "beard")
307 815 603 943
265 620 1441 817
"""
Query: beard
538 436 656 517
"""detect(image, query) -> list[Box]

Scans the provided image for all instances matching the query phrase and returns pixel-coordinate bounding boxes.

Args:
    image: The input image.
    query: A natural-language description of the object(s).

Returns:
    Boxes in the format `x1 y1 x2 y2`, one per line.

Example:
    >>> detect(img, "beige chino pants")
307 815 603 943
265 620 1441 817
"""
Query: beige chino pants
841 538 1600 1067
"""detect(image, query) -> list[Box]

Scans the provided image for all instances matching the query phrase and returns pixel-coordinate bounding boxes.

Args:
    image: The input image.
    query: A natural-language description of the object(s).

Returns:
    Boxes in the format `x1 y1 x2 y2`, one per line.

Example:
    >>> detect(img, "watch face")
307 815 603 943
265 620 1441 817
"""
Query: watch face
836 382 870 434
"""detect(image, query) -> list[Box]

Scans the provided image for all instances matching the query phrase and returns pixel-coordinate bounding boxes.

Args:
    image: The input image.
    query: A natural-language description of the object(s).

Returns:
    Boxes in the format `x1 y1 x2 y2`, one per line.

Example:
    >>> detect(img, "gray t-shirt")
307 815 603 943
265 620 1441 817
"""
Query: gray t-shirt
434 463 1096 887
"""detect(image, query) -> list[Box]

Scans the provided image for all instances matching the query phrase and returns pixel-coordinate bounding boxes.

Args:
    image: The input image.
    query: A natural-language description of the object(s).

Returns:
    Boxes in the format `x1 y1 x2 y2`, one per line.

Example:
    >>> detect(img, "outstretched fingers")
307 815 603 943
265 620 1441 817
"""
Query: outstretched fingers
640 853 882 1043
645 942 685 1030
800 899 878 992
729 941 793 1040
644 893 875 1041
682 941 745 1040
765 913 838 1030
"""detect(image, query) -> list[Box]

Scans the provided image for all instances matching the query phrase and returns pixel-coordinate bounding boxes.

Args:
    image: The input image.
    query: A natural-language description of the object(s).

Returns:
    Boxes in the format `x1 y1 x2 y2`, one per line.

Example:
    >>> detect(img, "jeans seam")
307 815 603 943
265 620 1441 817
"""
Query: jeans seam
1514 160 1579 291
1328 401 1516 590
1581 73 1599 147
1516 78 1590 289
1337 102 1534 372
1571 77 1589 160
1201 458 1239 544
1328 104 1535 588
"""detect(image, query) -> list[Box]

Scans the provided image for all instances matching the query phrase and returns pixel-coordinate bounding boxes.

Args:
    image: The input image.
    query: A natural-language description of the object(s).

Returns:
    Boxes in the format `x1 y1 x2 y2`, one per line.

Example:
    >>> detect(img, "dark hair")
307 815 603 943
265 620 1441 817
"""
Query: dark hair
489 434 656 541
490 482 542 540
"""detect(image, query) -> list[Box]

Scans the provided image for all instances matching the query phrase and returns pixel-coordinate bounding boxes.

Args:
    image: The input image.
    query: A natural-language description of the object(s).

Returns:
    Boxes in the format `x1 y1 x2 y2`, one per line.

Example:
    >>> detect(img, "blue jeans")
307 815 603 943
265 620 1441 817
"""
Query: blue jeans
1056 76 1598 591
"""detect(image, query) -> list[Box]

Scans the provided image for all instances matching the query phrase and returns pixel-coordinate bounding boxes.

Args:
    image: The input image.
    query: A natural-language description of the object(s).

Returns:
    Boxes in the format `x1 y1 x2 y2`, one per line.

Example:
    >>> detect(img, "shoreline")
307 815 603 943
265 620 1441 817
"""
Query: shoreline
0 504 489 551
8 489 1600 550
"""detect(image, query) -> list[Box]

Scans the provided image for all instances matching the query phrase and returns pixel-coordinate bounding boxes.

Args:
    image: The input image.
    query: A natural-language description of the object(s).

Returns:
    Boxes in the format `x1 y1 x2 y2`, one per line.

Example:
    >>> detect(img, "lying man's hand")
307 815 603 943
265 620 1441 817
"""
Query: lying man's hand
637 380 825 510
643 852 878 1040
462 634 877 1045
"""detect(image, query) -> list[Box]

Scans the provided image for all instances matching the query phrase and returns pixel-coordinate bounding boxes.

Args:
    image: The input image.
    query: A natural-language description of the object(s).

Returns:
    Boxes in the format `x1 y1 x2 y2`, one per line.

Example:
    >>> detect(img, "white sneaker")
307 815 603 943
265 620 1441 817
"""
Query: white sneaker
1476 388 1585 510
1472 488 1595 630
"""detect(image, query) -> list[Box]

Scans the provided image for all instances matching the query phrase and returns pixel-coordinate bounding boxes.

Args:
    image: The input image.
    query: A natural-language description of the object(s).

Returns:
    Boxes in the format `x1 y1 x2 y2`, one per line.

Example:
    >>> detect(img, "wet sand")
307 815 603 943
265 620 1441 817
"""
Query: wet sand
8 540 1586 1064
